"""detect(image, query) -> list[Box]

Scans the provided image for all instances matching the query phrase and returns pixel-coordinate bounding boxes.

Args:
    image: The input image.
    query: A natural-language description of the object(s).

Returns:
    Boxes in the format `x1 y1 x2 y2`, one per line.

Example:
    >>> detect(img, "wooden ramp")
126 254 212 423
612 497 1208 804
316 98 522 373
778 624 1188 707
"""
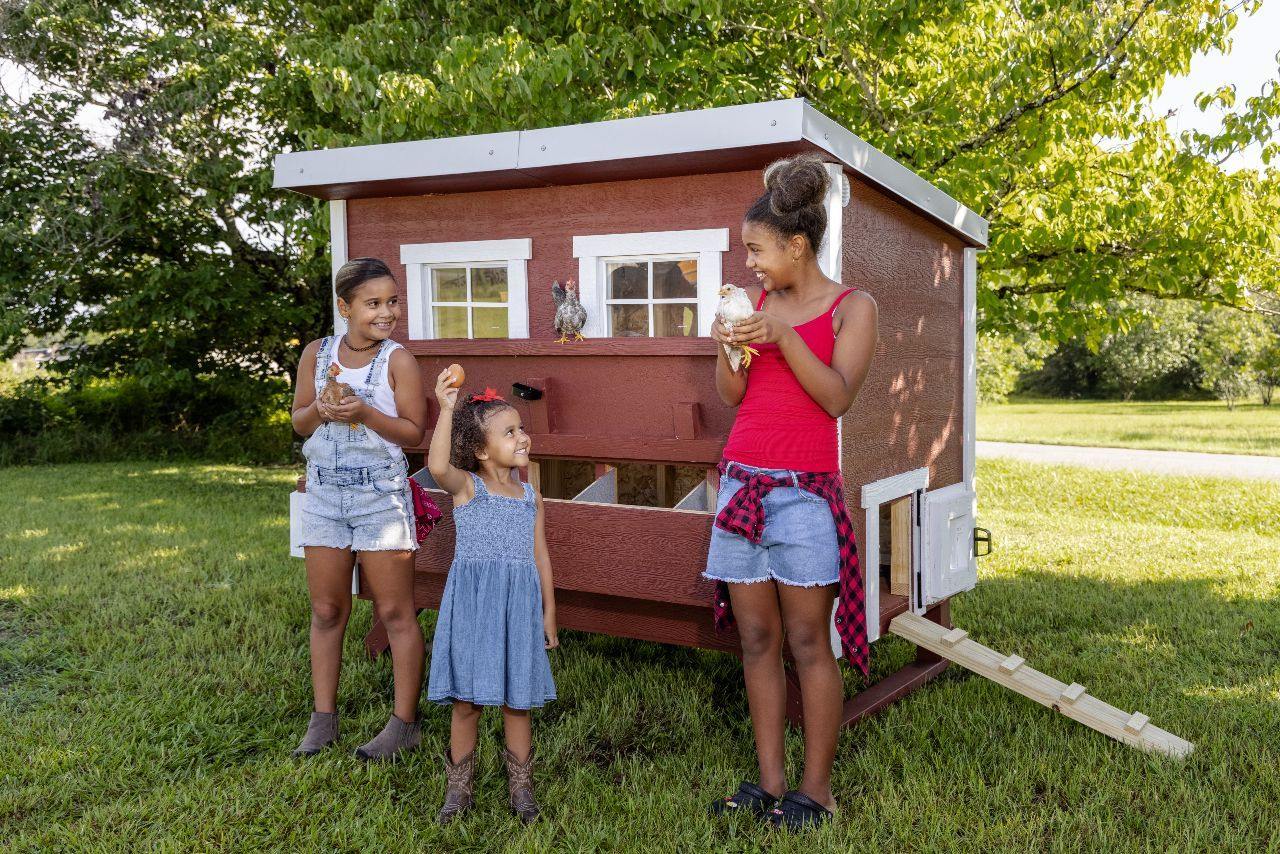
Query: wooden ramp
889 612 1193 759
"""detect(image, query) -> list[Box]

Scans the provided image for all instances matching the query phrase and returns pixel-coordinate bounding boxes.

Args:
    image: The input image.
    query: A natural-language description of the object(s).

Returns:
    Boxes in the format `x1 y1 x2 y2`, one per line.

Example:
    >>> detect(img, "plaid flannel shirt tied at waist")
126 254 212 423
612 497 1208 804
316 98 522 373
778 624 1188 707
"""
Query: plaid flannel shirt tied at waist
710 459 869 677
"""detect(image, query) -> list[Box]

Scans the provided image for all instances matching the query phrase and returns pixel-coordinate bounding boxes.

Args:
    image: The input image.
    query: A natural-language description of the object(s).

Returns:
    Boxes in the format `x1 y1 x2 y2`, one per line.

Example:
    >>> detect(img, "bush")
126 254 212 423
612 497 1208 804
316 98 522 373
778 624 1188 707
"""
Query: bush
977 331 1052 403
0 374 294 466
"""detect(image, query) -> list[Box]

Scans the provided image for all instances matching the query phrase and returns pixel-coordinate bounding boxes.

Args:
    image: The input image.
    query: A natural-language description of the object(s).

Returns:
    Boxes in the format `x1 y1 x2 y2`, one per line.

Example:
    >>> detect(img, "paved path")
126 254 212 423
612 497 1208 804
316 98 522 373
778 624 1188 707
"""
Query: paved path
976 441 1280 482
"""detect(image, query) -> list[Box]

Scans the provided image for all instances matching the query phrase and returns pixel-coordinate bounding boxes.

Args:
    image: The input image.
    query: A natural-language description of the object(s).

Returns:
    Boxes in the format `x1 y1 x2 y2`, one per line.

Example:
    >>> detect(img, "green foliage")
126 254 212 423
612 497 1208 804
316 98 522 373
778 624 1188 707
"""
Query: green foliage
0 375 293 466
976 330 1052 403
1252 317 1280 405
1196 305 1269 409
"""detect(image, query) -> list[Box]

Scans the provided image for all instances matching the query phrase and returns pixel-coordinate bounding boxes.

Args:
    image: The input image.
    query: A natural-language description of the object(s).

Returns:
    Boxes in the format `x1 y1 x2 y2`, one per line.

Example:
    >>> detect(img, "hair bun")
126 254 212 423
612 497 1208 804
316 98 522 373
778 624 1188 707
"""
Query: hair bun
762 154 830 216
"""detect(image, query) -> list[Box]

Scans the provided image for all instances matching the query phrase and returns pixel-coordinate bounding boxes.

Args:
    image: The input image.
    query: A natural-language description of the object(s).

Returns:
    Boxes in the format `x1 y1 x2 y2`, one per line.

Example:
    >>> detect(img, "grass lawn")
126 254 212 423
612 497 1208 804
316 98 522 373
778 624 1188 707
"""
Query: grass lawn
2 460 1278 851
978 397 1280 456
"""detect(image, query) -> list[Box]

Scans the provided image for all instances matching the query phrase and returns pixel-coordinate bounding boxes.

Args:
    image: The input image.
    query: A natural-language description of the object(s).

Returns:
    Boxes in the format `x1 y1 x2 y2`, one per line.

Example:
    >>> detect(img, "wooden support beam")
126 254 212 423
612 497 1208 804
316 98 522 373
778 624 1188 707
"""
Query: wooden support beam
888 612 1193 759
942 628 968 646
889 495 912 596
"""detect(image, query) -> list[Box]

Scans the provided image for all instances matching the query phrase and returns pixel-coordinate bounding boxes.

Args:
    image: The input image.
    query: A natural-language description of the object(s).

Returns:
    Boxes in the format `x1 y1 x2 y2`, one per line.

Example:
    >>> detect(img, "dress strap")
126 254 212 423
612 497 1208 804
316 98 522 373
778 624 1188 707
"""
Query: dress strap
829 287 857 317
468 472 488 498
755 289 768 311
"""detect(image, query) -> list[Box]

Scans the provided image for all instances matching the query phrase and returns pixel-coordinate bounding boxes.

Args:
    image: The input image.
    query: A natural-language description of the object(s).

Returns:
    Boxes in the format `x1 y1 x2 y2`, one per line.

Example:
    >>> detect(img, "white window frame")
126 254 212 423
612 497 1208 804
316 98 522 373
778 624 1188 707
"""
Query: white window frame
599 254 702 338
400 238 532 340
572 229 729 338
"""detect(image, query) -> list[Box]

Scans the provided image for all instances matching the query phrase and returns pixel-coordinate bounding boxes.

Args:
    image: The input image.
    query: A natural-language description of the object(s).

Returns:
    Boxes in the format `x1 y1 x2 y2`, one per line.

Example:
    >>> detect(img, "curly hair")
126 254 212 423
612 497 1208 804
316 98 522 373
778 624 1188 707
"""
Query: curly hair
450 395 517 471
743 154 831 256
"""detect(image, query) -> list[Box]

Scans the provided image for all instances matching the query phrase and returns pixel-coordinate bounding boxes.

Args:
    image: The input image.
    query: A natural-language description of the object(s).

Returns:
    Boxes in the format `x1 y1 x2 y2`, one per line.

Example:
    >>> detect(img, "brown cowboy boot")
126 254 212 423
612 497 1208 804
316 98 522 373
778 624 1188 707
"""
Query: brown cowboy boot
437 749 476 825
502 747 540 824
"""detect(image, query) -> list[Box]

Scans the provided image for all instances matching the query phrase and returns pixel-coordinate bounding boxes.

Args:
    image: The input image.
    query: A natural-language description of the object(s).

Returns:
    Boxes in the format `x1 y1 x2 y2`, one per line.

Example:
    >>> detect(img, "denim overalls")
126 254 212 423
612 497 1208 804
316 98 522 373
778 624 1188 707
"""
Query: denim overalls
299 335 416 552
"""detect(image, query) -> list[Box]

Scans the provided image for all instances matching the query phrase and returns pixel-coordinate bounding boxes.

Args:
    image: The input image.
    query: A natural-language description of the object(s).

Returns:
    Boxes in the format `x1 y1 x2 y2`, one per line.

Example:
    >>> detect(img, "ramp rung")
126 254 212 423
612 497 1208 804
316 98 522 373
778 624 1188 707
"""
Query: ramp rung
1125 712 1150 734
999 654 1025 673
887 612 1193 759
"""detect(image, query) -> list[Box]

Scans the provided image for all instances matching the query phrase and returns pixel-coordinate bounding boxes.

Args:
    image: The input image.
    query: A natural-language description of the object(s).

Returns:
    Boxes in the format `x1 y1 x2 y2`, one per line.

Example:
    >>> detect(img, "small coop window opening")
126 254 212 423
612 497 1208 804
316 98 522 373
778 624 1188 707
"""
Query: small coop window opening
400 238 532 340
603 256 700 337
572 229 728 339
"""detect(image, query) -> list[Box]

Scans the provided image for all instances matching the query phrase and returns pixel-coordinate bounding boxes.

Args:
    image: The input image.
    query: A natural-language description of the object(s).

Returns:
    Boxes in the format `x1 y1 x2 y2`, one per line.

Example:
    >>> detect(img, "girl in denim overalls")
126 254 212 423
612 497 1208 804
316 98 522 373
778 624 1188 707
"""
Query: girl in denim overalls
289 257 428 761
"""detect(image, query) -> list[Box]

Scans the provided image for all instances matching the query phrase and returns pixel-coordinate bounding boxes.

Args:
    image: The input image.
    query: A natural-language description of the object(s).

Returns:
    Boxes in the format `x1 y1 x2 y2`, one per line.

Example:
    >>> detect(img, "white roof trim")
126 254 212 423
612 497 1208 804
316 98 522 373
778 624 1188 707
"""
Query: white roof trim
274 99 988 247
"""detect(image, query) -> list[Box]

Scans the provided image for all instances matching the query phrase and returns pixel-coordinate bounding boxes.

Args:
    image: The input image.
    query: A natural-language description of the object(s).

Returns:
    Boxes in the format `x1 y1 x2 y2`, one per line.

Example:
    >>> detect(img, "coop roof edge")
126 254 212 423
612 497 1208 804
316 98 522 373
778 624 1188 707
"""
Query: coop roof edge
273 99 988 247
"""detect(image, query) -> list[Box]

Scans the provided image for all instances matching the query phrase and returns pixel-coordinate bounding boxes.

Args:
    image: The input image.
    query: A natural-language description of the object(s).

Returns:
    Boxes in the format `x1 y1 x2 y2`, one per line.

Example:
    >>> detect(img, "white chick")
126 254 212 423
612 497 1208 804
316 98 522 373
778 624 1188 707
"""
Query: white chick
716 284 760 372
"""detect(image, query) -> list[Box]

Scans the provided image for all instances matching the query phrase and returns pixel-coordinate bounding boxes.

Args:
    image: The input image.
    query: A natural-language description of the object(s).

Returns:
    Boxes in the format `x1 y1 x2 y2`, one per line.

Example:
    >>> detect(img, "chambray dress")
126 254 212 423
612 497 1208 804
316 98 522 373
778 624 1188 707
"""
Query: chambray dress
427 473 556 709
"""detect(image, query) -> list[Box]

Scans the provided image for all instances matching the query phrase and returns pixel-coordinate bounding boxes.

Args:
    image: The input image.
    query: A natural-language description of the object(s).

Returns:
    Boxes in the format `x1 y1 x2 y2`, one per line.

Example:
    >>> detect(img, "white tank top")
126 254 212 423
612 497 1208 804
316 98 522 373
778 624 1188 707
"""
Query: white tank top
326 335 403 454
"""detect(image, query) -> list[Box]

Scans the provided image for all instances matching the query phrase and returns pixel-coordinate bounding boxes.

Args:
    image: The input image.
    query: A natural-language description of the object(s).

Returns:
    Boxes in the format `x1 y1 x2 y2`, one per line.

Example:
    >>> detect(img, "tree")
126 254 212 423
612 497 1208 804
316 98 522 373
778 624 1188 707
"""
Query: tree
1196 306 1268 409
0 0 328 389
1093 298 1198 400
1253 320 1280 405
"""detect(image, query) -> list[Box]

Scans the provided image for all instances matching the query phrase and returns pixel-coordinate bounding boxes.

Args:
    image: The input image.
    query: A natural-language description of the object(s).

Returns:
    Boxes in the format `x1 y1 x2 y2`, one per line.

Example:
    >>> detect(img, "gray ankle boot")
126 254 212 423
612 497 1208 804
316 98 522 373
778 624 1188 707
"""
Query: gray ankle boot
354 713 421 762
437 749 476 825
291 711 339 757
503 747 540 824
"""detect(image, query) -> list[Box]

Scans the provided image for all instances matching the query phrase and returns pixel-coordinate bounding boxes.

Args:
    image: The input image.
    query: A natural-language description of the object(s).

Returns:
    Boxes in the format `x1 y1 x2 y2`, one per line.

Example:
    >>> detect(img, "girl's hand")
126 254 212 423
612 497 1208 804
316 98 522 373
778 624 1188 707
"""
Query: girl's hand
710 317 733 346
543 611 559 650
434 368 460 412
728 311 793 346
315 399 334 423
327 396 367 424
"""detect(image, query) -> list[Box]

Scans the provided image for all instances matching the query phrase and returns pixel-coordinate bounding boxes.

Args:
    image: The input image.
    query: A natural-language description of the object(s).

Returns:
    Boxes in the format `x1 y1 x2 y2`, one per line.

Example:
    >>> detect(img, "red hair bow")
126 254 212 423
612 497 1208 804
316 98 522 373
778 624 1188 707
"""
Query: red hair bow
469 387 504 403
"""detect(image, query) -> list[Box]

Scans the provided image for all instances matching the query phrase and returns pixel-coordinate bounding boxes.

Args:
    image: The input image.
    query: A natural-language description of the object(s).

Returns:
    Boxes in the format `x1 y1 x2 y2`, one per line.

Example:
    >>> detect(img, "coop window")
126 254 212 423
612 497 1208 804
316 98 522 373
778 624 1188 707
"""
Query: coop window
603 257 699 337
400 238 531 340
572 229 728 339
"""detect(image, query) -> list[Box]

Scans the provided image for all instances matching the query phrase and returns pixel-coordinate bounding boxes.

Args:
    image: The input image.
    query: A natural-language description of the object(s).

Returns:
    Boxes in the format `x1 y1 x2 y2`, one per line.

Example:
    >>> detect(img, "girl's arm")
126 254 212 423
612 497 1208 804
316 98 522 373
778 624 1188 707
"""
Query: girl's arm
291 339 328 437
533 492 558 649
731 290 878 417
709 284 761 407
331 348 426 448
426 368 474 500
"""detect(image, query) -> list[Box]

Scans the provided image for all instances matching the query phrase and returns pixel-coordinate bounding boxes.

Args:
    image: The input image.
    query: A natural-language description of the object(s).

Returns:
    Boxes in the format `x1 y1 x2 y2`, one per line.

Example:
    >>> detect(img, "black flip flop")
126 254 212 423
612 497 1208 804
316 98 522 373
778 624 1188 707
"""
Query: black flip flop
709 780 780 817
764 790 835 830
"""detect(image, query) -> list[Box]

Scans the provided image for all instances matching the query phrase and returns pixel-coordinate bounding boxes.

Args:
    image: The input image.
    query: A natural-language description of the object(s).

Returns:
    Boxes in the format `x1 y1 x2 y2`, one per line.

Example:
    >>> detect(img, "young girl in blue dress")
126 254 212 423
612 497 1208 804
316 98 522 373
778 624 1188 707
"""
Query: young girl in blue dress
425 371 558 825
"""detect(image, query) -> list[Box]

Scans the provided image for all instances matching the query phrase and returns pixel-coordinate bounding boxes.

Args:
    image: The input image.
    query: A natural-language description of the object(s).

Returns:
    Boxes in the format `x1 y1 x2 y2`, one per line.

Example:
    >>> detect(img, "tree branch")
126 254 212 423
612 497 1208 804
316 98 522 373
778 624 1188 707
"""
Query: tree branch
929 0 1157 171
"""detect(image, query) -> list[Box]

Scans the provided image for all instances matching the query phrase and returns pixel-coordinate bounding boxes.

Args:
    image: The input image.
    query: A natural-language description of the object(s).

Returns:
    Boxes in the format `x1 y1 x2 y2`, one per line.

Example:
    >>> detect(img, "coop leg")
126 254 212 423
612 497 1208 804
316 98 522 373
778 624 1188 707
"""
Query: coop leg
839 602 951 728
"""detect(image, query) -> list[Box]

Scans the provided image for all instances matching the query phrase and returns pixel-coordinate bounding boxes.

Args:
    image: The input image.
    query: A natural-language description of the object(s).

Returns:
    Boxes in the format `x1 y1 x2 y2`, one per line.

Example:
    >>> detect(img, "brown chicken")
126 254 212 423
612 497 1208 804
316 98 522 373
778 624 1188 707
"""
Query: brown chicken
320 363 359 429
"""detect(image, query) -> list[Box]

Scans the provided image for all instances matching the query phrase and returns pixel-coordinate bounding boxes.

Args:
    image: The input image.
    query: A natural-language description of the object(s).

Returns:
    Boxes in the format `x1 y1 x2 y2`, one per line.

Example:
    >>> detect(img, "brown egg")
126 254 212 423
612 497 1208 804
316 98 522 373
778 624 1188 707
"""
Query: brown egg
446 363 465 388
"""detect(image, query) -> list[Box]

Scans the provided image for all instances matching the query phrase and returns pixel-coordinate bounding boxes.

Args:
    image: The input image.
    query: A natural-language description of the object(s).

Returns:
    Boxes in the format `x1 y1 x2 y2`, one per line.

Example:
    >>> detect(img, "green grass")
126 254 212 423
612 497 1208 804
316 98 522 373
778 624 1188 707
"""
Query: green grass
979 397 1280 456
2 460 1278 851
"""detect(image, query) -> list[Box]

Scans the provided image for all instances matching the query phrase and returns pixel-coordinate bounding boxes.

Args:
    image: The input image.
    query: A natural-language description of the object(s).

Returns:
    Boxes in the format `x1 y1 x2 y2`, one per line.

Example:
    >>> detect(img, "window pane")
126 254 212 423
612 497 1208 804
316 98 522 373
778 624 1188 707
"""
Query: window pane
610 303 649 337
607 262 647 300
472 306 508 338
654 302 698 337
653 259 697 299
433 306 468 338
432 268 467 302
472 266 508 302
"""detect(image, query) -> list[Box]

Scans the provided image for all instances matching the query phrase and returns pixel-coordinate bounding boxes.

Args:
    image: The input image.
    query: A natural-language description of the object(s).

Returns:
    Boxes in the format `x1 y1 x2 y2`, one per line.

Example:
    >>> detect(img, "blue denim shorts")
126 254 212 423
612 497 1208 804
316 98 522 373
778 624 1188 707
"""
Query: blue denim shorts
702 463 839 588
300 460 417 553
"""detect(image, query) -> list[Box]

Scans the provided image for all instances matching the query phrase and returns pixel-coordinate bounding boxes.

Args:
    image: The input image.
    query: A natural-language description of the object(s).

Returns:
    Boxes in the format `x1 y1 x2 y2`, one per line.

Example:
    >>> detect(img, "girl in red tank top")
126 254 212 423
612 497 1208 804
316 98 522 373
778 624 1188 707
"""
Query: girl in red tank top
704 155 878 830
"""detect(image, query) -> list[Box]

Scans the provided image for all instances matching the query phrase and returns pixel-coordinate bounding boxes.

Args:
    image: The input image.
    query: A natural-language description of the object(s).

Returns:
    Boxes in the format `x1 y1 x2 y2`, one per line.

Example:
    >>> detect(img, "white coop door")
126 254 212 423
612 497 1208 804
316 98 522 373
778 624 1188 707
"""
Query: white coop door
921 482 978 606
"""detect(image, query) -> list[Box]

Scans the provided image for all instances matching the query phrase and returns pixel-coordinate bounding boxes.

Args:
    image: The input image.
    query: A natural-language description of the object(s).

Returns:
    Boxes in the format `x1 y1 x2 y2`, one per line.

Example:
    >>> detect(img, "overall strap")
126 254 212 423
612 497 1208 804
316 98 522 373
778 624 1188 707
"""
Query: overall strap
313 335 337 395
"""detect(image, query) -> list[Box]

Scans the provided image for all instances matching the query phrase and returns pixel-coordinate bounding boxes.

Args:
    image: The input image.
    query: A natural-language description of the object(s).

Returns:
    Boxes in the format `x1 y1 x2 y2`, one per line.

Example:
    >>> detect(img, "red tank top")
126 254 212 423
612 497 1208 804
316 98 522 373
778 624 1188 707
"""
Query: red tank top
721 287 856 472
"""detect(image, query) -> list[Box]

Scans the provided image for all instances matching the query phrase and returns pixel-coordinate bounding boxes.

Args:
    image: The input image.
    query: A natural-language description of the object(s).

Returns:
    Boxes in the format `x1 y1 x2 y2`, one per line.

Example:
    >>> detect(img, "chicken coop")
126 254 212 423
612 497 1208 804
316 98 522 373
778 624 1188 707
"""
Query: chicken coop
276 99 992 727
